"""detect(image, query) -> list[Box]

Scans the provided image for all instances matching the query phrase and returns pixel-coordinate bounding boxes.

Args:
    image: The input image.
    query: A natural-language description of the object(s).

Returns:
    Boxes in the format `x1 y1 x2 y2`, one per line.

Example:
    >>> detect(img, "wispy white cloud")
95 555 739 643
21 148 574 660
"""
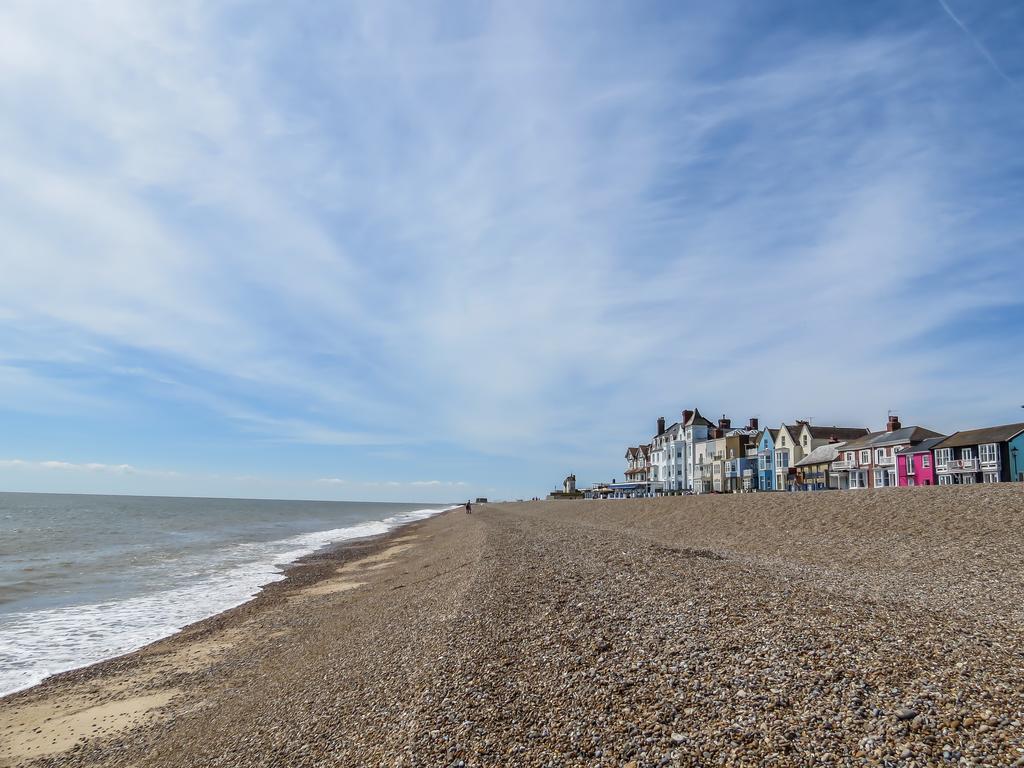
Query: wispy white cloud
0 1 1021 496
0 458 177 476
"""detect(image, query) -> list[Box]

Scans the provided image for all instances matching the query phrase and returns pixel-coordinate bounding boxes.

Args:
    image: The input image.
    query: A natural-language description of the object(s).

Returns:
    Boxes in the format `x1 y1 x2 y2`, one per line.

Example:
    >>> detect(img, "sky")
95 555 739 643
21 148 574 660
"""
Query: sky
1 0 1022 501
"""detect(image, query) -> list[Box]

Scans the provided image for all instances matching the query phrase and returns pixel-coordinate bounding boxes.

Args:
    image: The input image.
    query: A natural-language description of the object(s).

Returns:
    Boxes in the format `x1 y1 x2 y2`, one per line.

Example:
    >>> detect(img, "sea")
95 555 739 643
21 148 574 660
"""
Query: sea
0 492 453 697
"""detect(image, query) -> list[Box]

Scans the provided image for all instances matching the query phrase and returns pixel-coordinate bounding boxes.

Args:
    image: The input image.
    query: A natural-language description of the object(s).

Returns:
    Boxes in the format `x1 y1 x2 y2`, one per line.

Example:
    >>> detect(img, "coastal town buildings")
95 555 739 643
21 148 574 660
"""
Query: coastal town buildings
649 417 685 493
793 441 846 490
681 409 715 492
773 422 869 491
932 422 1024 485
623 445 651 488
756 428 778 491
895 437 944 486
830 417 944 489
596 409 1023 498
773 424 803 491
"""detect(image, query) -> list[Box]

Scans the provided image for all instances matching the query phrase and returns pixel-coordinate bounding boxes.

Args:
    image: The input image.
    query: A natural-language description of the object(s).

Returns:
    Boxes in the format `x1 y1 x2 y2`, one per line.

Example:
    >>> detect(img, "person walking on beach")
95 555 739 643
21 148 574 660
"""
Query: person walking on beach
465 500 472 514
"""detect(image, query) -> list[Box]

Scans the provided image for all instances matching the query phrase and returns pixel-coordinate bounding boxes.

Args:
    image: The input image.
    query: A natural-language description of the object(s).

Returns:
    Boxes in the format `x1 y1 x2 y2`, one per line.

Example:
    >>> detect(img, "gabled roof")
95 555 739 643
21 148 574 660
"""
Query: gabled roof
934 422 1024 449
804 425 871 441
794 441 847 467
640 444 651 458
777 424 804 442
625 447 638 459
895 437 946 455
684 408 714 428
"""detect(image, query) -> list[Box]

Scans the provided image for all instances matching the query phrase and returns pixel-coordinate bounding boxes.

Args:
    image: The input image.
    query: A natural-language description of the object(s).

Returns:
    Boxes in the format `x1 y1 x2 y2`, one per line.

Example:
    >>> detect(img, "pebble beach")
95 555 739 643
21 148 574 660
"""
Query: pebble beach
2 485 1022 767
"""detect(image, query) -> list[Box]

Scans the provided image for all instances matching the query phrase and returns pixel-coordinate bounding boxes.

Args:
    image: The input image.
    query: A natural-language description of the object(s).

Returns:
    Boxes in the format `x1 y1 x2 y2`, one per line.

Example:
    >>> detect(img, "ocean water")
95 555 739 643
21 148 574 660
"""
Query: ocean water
0 492 453 697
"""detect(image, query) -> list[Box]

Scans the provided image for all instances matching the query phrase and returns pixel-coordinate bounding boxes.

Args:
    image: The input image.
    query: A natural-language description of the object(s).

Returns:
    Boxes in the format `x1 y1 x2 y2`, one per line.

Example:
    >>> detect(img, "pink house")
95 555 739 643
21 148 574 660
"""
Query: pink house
895 437 945 487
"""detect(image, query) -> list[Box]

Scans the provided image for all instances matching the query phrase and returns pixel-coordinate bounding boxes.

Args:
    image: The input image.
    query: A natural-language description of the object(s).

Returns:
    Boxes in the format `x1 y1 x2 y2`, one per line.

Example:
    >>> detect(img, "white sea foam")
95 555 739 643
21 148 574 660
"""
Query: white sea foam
0 505 454 697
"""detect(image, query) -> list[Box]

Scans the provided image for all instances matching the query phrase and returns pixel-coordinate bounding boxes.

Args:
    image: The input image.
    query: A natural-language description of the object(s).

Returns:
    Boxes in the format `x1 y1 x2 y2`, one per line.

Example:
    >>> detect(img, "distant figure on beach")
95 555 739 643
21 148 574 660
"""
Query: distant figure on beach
465 500 472 514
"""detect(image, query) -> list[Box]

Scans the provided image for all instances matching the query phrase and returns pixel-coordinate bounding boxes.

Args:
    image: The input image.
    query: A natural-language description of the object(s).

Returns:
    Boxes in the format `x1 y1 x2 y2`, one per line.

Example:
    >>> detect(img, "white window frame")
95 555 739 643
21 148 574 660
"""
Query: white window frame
905 455 915 474
907 477 915 487
962 475 976 485
935 448 953 466
983 472 999 484
962 447 974 460
922 454 930 468
980 443 998 463
860 450 871 464
874 469 886 487
938 474 953 485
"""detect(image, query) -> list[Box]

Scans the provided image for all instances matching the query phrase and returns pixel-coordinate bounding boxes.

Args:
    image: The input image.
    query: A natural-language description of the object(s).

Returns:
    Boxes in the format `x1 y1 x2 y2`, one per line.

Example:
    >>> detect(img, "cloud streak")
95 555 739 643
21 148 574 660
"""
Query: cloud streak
936 0 1017 87
0 1 1022 497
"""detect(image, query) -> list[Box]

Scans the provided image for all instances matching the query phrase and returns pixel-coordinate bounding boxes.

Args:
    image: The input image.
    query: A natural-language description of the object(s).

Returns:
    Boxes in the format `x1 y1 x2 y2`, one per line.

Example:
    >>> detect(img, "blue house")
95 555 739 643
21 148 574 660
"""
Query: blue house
756 428 778 491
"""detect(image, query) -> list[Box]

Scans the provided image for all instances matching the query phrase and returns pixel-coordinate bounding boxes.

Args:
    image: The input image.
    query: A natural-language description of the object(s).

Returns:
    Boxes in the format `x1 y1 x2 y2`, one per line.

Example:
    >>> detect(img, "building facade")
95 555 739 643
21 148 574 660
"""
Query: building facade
681 408 715 492
756 428 778 491
895 437 944 487
932 422 1024 485
793 441 846 490
830 417 944 489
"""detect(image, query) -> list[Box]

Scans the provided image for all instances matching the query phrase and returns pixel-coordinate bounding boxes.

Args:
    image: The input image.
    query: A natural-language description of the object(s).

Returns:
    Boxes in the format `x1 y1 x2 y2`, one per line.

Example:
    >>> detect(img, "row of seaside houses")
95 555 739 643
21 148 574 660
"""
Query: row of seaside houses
603 409 1024 497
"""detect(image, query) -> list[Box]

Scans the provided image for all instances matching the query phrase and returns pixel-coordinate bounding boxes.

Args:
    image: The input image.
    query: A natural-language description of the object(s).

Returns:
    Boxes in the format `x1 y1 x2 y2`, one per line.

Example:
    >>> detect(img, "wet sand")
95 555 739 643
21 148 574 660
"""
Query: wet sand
2 486 1023 767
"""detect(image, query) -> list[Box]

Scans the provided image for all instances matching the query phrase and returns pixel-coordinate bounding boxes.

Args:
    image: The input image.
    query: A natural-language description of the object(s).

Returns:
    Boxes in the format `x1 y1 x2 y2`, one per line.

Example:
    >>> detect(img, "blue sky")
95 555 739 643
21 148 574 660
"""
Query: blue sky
1 0 1022 501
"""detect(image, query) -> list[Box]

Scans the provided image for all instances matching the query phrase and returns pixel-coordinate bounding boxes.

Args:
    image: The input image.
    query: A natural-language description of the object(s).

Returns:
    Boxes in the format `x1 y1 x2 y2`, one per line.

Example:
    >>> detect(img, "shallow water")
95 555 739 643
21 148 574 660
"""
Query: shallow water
0 492 451 696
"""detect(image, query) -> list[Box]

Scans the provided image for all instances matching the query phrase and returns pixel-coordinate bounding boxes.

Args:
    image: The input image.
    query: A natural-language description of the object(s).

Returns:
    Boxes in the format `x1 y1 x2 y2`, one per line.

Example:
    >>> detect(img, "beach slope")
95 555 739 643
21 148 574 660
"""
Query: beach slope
2 486 1023 767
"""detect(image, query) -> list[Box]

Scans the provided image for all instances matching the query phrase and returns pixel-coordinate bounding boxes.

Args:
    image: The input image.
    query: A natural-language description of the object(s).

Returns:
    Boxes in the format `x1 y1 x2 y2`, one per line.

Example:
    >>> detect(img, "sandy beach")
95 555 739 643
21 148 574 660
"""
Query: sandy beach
2 486 1023 767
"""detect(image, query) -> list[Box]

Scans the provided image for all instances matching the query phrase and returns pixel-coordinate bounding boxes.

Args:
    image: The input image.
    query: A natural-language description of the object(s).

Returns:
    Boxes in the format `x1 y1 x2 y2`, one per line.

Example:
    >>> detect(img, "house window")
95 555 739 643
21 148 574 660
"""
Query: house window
907 478 915 487
962 447 974 461
875 448 886 462
874 470 886 487
938 474 953 485
935 448 953 466
860 450 870 464
983 472 999 484
846 452 854 462
906 457 915 475
962 475 976 484
922 454 930 468
802 435 808 447
980 443 998 463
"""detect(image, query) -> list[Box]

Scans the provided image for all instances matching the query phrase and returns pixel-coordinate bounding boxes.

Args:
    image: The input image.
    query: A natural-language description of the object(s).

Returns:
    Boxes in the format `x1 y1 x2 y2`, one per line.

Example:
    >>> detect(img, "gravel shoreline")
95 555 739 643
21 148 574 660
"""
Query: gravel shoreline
2 487 1022 767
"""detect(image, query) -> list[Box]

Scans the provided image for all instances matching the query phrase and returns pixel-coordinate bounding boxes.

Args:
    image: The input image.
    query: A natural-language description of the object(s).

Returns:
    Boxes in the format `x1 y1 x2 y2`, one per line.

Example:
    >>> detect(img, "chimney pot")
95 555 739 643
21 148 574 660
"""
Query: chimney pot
887 415 901 432
682 409 693 424
657 416 666 435
718 416 731 430
748 417 759 431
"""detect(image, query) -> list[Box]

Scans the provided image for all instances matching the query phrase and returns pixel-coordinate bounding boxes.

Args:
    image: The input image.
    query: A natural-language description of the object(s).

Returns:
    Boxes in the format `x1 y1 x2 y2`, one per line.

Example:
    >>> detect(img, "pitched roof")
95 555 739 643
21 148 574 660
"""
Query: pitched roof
804 425 871 441
683 408 714 428
839 431 885 451
794 441 847 467
869 426 945 447
934 422 1024 449
841 427 944 451
894 437 946 455
625 447 638 459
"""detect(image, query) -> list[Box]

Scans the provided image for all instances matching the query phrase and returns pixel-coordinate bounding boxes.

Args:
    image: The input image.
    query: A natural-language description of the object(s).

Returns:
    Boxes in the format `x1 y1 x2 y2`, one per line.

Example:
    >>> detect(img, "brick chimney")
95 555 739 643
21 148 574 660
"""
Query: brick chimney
682 409 694 424
718 416 731 430
657 416 666 435
748 417 759 431
887 415 902 432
